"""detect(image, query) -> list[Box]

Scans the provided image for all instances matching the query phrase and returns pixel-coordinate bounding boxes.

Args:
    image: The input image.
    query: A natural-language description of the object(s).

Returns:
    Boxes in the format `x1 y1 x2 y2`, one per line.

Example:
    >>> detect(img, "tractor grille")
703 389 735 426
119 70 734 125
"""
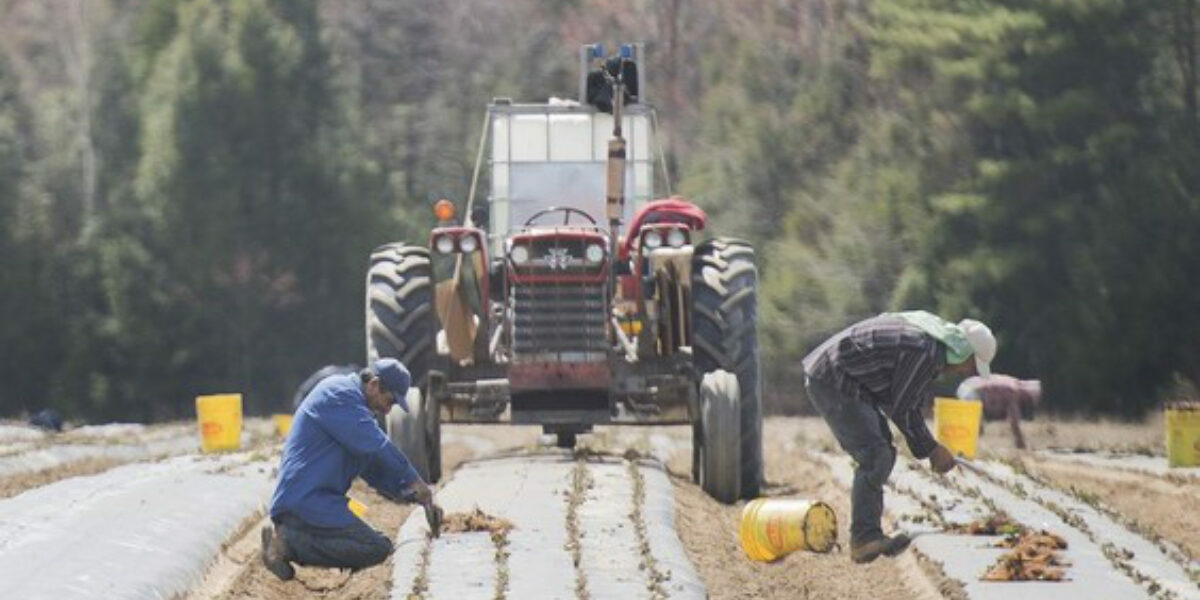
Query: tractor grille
511 282 609 359
523 239 597 274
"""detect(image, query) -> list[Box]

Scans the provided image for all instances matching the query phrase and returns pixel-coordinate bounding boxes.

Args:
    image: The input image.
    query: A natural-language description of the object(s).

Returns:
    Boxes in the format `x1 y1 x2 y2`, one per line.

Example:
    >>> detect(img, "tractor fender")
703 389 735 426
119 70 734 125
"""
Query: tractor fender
619 196 707 261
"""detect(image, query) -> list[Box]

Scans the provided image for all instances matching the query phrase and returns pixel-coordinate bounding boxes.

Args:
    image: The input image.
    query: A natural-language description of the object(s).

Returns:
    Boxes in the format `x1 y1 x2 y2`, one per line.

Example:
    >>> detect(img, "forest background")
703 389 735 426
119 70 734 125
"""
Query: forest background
1 0 1196 421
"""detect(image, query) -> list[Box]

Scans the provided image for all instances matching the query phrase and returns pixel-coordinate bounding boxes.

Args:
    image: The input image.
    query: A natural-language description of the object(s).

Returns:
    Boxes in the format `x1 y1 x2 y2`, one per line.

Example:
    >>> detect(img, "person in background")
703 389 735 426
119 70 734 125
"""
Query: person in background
29 409 64 433
802 311 996 564
957 375 1042 450
261 358 439 581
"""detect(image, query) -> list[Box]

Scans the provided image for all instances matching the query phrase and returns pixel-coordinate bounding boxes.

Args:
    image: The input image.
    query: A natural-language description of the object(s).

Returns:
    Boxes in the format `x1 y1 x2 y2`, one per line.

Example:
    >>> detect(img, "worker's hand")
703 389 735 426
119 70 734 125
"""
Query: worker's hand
401 479 434 506
929 444 957 474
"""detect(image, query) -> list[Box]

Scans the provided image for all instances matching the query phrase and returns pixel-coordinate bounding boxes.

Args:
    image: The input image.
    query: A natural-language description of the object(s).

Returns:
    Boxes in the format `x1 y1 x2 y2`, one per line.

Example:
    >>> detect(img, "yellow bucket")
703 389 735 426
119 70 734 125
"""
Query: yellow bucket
272 413 294 438
1166 406 1200 468
740 498 837 561
348 496 368 518
934 397 982 459
196 394 243 453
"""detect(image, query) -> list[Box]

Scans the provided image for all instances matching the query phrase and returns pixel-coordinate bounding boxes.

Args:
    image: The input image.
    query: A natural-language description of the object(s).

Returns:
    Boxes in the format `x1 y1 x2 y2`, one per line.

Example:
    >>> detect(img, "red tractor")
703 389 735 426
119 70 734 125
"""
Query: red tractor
365 44 761 502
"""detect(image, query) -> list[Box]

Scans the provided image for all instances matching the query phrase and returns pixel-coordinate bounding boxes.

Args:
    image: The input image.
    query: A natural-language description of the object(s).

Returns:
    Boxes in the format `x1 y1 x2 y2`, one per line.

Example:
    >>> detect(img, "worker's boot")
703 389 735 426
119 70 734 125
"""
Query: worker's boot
850 533 912 564
260 524 295 581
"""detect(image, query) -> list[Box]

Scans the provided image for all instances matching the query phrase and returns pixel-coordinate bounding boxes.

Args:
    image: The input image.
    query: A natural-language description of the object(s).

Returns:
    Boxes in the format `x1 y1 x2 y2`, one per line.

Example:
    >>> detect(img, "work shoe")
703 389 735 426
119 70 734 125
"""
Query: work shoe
850 533 912 564
260 525 295 581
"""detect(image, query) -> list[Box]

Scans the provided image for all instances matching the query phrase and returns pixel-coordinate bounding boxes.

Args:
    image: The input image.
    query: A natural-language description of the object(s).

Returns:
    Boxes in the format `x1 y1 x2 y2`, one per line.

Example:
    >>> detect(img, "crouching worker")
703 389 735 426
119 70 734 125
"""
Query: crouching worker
261 358 439 581
802 311 996 564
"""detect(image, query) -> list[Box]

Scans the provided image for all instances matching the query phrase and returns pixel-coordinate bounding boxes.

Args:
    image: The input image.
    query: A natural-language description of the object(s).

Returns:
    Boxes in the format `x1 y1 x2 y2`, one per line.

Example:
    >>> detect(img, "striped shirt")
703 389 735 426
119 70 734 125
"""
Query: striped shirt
802 315 945 458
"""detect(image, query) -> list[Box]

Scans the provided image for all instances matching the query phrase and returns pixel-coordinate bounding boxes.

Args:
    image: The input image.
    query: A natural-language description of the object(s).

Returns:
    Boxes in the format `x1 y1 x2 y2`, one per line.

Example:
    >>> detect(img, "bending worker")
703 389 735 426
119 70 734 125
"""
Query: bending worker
957 374 1041 450
802 311 996 564
261 358 438 581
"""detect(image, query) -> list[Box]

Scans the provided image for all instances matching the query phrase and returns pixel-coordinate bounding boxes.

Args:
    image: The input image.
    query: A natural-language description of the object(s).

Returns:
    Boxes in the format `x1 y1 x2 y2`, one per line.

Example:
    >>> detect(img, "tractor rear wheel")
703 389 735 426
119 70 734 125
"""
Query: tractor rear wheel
291 364 359 411
386 387 441 483
697 370 741 503
691 238 763 499
366 243 437 387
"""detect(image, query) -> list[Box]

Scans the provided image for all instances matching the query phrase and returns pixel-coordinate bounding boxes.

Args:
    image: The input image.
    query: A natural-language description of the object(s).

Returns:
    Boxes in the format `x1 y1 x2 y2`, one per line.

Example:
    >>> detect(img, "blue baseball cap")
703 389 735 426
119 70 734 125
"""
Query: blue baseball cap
372 358 411 412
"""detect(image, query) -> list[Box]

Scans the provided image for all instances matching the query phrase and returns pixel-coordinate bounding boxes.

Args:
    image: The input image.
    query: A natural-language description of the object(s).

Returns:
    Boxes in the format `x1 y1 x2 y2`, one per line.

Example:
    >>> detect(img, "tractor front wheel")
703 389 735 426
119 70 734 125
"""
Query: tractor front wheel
696 370 741 504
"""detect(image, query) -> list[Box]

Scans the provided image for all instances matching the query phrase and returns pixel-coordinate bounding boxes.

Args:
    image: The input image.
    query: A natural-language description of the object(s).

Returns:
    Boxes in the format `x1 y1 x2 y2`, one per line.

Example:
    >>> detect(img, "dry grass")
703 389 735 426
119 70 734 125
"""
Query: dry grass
985 414 1166 456
441 508 514 538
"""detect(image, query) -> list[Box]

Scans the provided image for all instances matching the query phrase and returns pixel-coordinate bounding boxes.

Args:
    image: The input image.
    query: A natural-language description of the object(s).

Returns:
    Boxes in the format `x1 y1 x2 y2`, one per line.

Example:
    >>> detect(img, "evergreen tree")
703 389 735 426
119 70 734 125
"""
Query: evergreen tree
90 0 386 419
895 0 1200 414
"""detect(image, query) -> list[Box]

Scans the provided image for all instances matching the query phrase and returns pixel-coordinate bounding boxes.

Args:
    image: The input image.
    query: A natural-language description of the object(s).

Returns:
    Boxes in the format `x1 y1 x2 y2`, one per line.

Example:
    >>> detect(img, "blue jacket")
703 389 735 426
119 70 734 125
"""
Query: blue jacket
269 373 420 528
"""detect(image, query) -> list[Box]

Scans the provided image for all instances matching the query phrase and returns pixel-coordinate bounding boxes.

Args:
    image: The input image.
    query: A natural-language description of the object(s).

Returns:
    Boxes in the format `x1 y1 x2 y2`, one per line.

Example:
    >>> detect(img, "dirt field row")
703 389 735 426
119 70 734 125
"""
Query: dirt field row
0 416 1195 599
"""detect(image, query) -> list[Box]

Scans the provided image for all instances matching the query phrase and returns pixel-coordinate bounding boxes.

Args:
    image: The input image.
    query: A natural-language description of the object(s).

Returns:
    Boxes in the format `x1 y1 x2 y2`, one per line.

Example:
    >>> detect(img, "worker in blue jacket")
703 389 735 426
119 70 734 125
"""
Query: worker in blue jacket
261 358 437 580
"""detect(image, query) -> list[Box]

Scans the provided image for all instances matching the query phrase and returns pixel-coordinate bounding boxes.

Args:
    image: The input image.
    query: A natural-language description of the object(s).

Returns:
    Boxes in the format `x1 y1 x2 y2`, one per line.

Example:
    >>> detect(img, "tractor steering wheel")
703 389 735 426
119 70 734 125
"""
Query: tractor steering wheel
523 206 598 227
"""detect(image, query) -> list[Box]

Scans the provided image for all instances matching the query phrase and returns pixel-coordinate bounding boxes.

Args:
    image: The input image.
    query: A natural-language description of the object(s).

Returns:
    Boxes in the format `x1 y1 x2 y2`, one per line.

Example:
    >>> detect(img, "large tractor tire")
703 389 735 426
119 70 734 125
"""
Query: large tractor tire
696 370 741 503
386 387 442 483
367 242 441 482
691 237 763 499
366 243 438 387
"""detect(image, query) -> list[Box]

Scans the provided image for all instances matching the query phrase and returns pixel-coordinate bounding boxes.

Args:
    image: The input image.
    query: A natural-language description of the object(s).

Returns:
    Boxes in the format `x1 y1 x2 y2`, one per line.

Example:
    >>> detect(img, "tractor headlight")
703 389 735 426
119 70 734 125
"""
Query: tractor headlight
643 230 663 249
510 244 530 265
458 234 479 253
666 228 687 248
585 243 605 263
435 235 455 254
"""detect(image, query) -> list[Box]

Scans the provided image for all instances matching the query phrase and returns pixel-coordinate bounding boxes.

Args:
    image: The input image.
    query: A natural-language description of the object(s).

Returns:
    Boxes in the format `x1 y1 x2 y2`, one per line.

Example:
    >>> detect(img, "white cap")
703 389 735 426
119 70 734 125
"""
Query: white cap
959 319 995 377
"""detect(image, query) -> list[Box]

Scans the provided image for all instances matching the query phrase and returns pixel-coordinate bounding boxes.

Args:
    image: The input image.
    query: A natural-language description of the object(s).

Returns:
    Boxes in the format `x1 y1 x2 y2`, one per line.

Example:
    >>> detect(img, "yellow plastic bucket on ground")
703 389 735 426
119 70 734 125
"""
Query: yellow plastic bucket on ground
272 413 294 438
934 397 983 459
348 496 368 518
196 394 242 453
1165 406 1200 468
740 498 837 561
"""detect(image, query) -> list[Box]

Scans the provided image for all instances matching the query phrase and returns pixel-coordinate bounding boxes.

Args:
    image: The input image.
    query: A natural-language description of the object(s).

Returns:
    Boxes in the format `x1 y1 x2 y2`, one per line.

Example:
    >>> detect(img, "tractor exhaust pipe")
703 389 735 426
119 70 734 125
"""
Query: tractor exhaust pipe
605 55 628 304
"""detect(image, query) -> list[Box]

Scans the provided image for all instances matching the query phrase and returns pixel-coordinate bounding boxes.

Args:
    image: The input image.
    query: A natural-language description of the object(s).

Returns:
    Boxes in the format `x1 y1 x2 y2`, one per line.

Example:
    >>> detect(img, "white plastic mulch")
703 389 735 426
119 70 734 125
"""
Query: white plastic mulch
0 421 276 479
391 453 705 600
814 451 1170 600
0 453 273 599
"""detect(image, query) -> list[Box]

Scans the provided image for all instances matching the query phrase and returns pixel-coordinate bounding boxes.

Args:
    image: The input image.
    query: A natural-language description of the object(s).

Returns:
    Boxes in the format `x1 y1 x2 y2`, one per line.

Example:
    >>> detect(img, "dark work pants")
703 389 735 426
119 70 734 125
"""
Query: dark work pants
805 375 897 546
275 513 393 570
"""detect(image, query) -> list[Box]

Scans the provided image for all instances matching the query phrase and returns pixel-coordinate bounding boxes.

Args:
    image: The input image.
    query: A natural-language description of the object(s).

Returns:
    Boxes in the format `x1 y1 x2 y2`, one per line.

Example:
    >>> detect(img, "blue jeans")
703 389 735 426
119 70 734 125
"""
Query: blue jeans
275 513 393 570
805 375 897 545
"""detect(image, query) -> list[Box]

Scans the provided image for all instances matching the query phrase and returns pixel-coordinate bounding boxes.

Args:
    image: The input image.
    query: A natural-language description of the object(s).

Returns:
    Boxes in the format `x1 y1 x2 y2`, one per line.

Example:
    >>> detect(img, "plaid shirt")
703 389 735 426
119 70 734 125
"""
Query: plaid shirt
802 315 945 458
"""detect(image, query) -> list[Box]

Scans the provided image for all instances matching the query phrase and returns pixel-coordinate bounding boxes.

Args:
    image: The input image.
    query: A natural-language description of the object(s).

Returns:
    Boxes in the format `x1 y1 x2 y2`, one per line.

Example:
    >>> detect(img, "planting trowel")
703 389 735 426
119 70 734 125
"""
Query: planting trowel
423 500 444 538
954 456 987 476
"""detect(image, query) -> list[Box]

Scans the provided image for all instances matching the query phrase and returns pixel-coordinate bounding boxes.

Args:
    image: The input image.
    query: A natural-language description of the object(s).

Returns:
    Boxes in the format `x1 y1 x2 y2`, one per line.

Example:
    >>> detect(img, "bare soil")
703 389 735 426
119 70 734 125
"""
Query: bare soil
204 417 957 599
976 413 1200 560
1019 455 1200 559
664 419 933 600
209 425 539 600
983 414 1167 455
25 413 1182 600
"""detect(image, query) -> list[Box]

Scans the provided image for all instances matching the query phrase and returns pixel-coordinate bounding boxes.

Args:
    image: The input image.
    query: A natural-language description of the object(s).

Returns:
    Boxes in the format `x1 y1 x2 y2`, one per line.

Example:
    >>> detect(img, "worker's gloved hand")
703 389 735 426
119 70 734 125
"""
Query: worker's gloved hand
401 479 434 506
929 444 957 474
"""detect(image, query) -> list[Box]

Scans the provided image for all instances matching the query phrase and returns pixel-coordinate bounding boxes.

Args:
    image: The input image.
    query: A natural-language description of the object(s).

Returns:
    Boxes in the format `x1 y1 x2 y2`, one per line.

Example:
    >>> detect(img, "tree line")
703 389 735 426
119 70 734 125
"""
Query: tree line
0 0 1196 421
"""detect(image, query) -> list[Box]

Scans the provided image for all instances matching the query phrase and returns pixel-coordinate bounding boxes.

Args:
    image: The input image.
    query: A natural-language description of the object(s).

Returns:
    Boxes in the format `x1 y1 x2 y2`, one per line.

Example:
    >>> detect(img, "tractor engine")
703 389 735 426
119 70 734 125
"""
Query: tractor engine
506 227 612 422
